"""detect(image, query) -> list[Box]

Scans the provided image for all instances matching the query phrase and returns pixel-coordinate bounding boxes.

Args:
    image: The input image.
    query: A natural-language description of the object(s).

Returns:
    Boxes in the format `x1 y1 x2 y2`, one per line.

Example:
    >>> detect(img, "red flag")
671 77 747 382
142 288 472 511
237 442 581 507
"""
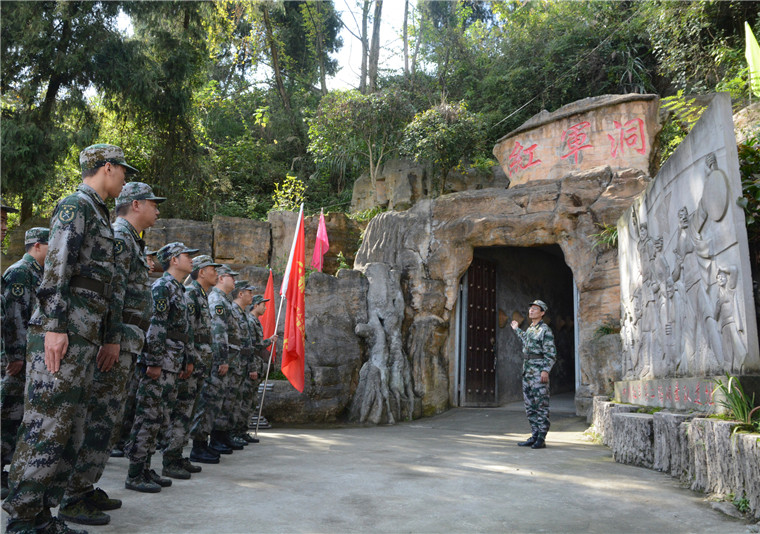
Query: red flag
261 269 277 361
310 209 330 272
282 208 306 392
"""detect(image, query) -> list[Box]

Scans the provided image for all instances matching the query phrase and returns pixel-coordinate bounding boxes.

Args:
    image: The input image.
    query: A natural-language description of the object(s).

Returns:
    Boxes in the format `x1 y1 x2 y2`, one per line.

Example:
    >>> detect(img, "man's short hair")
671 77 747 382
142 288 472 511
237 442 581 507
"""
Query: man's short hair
114 202 131 217
190 270 200 281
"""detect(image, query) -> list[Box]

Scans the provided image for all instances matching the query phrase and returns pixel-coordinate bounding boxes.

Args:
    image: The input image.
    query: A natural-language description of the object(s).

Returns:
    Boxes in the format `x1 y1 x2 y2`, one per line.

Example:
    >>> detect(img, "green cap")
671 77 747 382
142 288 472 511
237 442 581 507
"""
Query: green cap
79 144 138 174
116 182 166 207
156 241 199 267
234 280 256 291
216 265 240 277
252 295 269 306
530 299 548 312
192 254 222 272
24 227 50 245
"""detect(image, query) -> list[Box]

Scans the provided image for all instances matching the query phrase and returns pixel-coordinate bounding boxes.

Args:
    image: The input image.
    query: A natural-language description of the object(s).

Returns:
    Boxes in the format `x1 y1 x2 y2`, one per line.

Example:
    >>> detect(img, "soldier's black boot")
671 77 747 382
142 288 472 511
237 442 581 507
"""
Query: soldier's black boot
209 431 233 455
531 435 546 449
190 440 220 464
220 431 244 451
517 433 538 447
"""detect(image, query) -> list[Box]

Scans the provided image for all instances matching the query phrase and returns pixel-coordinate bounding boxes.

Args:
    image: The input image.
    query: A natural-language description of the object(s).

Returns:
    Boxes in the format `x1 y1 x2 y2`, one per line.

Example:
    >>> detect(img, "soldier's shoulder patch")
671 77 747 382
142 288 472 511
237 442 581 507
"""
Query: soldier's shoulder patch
57 203 78 224
155 298 168 313
188 302 196 315
114 238 126 255
215 304 225 316
10 283 24 297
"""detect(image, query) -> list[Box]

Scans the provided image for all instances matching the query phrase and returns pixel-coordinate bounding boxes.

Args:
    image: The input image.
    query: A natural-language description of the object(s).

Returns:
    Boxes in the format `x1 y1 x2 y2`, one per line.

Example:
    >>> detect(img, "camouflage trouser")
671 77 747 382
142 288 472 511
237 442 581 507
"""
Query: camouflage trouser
215 352 244 432
62 350 137 506
237 376 259 433
1 361 25 467
116 363 141 448
163 371 202 462
190 365 228 441
522 364 550 437
124 366 178 465
2 329 97 521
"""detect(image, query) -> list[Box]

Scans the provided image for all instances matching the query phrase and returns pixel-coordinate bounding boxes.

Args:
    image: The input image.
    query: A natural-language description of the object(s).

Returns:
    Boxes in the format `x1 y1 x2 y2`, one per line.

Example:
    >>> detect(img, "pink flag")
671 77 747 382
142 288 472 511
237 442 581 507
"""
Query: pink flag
310 209 330 272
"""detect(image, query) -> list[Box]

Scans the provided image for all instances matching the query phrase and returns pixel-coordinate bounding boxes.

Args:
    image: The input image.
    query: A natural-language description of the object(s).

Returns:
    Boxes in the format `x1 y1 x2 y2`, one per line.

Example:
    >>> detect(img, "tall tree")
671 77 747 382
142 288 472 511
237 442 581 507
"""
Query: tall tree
367 0 383 93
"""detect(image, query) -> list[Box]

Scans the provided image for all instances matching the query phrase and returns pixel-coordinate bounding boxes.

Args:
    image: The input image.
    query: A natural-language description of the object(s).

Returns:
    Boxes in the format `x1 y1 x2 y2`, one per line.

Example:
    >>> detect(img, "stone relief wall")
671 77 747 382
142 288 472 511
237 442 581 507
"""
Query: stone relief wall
617 94 759 394
493 94 660 187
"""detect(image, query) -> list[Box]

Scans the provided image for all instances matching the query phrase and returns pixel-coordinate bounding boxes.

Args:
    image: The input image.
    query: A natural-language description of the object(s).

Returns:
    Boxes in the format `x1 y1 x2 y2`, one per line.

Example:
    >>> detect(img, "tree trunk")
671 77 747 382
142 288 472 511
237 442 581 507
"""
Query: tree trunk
403 0 409 77
410 5 423 86
359 0 370 93
368 0 383 93
262 8 292 116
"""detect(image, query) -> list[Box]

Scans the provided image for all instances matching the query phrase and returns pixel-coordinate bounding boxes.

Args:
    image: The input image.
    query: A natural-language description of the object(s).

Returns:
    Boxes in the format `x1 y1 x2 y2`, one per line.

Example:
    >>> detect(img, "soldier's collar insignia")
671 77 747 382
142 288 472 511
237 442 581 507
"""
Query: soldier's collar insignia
10 283 24 297
215 304 225 316
155 298 168 313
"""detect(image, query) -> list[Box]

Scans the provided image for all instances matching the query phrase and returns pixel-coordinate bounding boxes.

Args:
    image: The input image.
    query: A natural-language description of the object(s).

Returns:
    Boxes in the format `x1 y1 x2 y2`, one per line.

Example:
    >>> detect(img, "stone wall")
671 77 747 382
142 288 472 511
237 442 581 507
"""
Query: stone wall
592 396 760 519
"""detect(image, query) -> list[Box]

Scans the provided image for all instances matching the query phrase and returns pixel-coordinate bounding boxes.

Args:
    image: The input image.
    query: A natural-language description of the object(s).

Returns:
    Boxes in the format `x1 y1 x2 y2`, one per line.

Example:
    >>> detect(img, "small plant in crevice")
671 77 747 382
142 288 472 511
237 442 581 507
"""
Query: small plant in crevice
712 373 760 435
589 223 618 250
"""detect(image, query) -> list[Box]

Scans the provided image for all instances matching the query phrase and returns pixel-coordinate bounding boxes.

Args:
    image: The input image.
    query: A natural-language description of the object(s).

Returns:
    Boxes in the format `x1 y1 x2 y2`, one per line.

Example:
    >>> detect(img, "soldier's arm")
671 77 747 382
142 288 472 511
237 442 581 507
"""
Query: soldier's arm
2 269 32 362
144 282 169 368
210 299 229 366
37 197 87 333
182 292 195 372
540 326 557 374
105 234 130 346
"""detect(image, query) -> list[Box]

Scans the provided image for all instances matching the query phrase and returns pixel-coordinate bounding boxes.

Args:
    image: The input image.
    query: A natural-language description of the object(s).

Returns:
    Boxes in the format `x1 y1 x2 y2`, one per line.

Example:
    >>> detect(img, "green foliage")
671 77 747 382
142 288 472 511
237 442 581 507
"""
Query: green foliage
349 205 386 223
401 100 485 195
657 91 708 165
732 493 751 514
272 173 306 212
712 374 760 434
594 320 621 339
336 251 351 271
737 133 760 246
589 223 619 251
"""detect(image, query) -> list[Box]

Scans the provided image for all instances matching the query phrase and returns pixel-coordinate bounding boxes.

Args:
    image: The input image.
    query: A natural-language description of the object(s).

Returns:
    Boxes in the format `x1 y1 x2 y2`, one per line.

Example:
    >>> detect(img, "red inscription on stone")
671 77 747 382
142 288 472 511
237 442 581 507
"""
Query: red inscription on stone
560 121 592 164
608 118 646 158
508 141 542 176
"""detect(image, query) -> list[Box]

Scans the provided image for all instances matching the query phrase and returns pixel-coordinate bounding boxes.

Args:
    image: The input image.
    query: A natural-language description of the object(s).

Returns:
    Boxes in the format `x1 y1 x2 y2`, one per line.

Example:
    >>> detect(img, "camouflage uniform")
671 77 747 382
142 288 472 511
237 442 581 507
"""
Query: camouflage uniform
124 268 193 467
241 311 266 433
62 213 156 506
1 240 46 470
218 296 247 434
3 182 121 526
514 320 556 438
189 285 232 442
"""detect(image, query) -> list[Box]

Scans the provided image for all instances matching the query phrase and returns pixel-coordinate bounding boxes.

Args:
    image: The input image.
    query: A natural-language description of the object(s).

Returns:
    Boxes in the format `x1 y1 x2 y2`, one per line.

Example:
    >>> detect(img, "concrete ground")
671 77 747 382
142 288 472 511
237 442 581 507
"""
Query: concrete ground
4 394 751 533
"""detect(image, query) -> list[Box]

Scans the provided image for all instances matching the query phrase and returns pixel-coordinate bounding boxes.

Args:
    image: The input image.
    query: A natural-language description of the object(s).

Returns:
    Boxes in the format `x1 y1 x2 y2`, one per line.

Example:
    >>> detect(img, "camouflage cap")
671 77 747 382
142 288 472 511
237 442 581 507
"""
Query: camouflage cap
234 280 256 291
192 254 222 272
251 295 269 306
1 198 18 214
156 241 200 267
216 264 240 277
115 182 166 208
79 143 138 174
144 246 157 257
530 299 548 312
24 227 50 245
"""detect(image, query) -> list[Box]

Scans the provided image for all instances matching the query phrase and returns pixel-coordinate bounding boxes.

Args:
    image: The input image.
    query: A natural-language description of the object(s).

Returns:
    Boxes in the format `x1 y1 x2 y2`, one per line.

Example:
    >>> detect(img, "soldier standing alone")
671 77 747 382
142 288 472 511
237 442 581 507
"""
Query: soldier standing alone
511 300 556 450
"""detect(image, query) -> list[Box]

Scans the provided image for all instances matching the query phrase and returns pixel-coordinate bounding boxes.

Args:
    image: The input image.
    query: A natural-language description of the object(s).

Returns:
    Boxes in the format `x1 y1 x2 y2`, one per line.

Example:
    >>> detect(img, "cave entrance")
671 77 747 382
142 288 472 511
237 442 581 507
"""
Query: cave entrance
455 246 577 407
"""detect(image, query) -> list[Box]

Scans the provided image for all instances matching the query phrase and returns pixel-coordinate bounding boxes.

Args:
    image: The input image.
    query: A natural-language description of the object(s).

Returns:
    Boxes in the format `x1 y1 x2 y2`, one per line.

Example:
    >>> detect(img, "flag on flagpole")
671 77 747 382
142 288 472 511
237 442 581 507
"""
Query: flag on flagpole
310 208 330 272
747 22 760 97
282 205 306 392
261 269 277 361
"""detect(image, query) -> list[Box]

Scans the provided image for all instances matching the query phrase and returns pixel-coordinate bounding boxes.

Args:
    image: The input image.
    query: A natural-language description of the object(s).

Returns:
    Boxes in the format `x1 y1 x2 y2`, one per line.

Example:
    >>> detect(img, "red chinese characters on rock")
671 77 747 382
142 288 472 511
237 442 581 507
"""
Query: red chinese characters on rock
560 121 593 164
608 118 647 158
508 140 542 176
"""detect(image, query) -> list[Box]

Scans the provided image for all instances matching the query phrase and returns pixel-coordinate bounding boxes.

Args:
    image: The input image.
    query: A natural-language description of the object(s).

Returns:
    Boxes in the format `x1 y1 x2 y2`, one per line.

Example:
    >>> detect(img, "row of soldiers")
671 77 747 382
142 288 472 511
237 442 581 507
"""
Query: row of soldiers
1 144 275 534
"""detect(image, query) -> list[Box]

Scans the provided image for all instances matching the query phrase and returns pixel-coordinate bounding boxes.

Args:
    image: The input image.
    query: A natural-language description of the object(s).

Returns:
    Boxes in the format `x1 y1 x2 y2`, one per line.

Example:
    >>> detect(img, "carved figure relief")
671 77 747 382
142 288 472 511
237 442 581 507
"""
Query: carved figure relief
714 265 748 373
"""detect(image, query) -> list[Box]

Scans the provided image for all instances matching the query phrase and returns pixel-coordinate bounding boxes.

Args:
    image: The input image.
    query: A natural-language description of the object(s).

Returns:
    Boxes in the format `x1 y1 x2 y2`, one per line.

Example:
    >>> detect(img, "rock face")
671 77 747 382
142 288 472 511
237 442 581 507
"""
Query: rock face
212 215 270 266
350 263 418 424
351 158 509 213
612 412 654 468
355 165 650 415
591 397 639 447
261 270 368 422
652 411 696 476
493 94 660 186
144 219 213 256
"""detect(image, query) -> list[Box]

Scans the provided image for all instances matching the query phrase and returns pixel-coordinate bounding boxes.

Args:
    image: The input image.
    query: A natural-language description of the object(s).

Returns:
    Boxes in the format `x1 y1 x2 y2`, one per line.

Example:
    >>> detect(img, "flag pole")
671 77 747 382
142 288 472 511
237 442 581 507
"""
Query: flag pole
252 204 304 439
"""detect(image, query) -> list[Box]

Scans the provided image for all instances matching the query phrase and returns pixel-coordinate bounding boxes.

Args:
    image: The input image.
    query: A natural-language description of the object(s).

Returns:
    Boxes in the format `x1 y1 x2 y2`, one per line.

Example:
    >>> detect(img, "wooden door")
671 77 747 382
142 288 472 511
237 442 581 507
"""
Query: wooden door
463 257 497 406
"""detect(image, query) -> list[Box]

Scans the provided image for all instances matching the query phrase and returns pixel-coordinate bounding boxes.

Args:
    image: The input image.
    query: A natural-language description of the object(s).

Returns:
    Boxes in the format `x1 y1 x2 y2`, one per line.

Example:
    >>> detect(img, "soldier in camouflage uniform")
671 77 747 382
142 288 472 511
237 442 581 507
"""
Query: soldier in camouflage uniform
1 228 49 499
189 264 237 457
185 255 223 465
511 299 556 450
3 144 133 534
229 281 257 445
124 242 197 492
242 295 277 441
59 183 165 525
162 255 223 473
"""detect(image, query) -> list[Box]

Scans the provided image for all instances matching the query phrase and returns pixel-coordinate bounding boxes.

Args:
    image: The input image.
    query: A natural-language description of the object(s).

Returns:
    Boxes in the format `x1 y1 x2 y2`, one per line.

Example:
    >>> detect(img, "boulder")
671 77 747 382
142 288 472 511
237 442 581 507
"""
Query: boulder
592 400 639 447
212 215 270 266
144 219 213 256
612 412 654 469
653 411 696 475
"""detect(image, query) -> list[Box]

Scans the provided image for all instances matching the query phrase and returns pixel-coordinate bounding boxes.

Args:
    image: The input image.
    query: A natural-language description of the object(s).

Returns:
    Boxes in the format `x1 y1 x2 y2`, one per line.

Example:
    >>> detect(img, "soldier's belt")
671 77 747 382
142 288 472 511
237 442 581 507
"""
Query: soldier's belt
522 353 545 360
70 275 112 299
240 348 253 358
168 330 189 344
194 333 211 345
123 311 150 332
